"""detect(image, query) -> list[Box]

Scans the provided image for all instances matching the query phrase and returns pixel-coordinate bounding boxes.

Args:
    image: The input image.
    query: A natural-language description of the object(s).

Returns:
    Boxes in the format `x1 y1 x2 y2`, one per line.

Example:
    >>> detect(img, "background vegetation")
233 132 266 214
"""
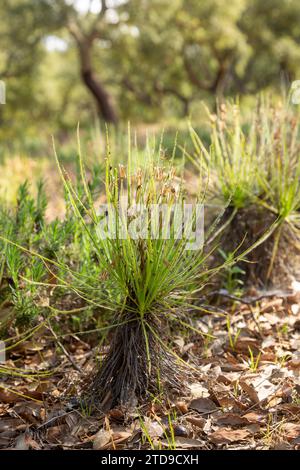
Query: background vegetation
2 0 300 141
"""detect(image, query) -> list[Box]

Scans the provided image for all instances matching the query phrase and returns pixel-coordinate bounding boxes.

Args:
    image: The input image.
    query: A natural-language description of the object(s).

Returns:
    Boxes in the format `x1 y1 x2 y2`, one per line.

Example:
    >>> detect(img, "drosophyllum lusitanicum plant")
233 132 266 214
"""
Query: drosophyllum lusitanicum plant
0 126 270 409
51 130 217 408
51 128 261 409
53 133 211 407
188 97 300 286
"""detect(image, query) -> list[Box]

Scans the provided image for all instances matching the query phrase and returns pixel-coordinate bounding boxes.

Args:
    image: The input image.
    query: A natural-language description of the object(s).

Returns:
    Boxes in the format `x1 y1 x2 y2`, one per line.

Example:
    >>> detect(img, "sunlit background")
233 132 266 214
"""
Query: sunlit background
1 0 300 213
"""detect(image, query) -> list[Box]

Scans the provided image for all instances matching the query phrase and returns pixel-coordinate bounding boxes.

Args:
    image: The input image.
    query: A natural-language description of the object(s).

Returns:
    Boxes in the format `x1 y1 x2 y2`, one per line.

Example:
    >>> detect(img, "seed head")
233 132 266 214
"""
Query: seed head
119 164 126 179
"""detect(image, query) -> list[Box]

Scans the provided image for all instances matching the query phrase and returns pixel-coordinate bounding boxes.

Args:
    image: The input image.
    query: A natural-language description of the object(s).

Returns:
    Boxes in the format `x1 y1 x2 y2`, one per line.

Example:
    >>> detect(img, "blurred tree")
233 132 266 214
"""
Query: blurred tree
0 0 59 79
0 0 64 134
111 0 249 116
53 0 119 124
120 0 300 112
2 0 300 134
239 0 300 93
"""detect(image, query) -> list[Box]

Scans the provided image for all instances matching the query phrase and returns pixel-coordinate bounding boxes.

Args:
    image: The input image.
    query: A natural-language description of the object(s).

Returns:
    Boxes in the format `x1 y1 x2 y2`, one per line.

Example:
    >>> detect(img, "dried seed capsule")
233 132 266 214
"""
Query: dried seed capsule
119 164 126 179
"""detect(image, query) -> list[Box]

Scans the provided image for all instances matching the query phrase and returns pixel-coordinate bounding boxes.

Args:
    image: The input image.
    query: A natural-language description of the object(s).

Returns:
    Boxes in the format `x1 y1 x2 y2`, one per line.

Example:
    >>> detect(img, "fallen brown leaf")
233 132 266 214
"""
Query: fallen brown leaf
216 413 249 426
188 383 210 398
189 397 218 414
186 416 206 429
93 429 131 450
142 418 164 439
93 429 111 450
210 428 251 445
240 377 277 403
282 423 300 441
0 388 25 404
14 432 41 450
160 436 204 449
233 337 260 354
242 412 266 424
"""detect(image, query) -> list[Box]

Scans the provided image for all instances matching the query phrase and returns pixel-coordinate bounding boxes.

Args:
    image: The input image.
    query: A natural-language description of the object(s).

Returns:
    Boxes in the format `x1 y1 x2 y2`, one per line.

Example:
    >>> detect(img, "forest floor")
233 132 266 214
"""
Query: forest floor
1 287 300 450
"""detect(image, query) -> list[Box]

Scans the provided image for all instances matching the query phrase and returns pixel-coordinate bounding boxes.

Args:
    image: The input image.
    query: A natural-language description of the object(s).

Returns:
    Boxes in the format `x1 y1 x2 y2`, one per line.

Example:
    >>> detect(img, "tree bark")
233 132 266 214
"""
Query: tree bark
66 4 118 124
78 40 118 124
183 45 231 100
67 16 118 125
81 68 118 124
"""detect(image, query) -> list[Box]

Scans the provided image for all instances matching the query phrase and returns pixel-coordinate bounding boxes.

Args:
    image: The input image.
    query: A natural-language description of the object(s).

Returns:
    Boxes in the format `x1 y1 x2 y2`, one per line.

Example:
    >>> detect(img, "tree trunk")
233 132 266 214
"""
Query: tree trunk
78 40 118 125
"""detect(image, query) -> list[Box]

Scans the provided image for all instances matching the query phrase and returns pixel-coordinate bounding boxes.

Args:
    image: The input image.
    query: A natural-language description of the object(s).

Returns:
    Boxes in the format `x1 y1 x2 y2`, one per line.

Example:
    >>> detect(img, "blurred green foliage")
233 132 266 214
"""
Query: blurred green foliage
1 0 300 142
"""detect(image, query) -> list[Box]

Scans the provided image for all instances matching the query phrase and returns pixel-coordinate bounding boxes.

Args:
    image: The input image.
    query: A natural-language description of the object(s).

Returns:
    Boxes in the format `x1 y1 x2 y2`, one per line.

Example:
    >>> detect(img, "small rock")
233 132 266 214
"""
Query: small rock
173 425 188 437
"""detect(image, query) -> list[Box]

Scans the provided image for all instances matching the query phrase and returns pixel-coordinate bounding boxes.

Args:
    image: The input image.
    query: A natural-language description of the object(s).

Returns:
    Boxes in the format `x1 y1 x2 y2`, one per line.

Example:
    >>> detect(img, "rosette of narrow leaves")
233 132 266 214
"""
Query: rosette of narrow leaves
50 129 244 407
